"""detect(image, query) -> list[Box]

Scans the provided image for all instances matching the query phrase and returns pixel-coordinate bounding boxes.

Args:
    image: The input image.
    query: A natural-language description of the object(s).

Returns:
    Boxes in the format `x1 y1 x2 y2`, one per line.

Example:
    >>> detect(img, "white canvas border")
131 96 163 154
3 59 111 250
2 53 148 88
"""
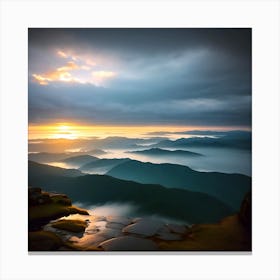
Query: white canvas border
0 0 279 279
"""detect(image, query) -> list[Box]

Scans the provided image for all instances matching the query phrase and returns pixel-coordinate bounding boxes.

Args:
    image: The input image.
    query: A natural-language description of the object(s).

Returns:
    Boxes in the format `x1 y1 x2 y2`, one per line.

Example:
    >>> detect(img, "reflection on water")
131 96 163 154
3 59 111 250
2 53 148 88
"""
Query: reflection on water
78 202 138 217
72 202 189 225
47 211 189 250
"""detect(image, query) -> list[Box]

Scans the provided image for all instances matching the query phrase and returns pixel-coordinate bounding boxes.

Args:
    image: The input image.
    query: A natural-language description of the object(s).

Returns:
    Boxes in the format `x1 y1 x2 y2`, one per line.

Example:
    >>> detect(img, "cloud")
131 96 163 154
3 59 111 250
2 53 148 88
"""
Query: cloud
28 29 251 128
56 49 81 62
57 61 79 71
57 50 67 58
29 28 251 60
144 130 240 137
91 71 117 86
32 74 49 85
56 49 97 66
28 82 251 127
32 57 116 86
32 62 80 85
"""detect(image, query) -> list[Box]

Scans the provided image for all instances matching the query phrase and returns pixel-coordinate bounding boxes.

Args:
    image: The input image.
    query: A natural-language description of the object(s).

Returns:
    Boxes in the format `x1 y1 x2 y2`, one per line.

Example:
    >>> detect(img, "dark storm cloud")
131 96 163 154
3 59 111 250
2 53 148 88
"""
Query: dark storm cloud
29 28 251 58
28 28 251 127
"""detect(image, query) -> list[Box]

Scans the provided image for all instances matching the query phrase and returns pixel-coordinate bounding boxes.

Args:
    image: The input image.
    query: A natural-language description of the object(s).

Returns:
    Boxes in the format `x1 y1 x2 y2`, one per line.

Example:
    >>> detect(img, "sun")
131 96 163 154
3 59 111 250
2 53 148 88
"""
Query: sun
52 124 78 139
58 125 70 132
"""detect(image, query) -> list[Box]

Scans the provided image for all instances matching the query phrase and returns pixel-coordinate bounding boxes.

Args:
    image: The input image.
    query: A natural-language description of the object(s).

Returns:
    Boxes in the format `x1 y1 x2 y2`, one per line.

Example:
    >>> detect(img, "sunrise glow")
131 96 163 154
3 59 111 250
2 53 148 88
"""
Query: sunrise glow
27 28 252 253
28 123 248 140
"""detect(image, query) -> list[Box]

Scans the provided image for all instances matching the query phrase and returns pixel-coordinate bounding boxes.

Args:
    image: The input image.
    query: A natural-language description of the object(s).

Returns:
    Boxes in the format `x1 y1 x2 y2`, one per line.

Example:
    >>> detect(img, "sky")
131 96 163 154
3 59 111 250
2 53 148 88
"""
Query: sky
28 28 251 139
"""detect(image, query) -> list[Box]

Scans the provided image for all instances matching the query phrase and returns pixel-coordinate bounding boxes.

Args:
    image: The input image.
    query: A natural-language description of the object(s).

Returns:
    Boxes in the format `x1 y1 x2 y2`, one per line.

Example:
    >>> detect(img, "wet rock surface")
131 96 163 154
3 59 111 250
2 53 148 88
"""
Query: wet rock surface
99 236 158 251
42 214 189 251
28 189 192 251
122 218 164 237
167 224 189 234
106 216 131 225
106 222 125 230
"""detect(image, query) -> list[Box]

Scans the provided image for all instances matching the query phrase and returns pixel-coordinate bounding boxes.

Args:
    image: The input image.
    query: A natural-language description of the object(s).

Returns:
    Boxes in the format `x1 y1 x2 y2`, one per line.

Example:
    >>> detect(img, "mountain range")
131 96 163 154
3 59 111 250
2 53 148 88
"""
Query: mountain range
79 158 130 174
28 151 251 210
28 152 84 163
61 155 99 167
126 148 203 157
28 161 234 224
28 160 83 177
107 160 251 210
150 131 251 150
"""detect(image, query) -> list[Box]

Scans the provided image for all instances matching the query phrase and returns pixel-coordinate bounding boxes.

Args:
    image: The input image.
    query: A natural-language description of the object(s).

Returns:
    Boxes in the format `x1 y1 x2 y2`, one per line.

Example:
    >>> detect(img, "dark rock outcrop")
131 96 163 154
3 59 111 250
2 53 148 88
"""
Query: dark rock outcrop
28 231 63 251
28 187 88 231
238 191 252 232
158 192 252 251
28 187 52 206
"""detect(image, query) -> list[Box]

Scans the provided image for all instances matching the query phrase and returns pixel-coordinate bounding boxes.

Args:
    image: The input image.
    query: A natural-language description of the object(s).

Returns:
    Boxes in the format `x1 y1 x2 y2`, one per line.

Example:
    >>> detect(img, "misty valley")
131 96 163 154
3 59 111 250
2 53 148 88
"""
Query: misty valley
28 28 252 252
28 130 252 251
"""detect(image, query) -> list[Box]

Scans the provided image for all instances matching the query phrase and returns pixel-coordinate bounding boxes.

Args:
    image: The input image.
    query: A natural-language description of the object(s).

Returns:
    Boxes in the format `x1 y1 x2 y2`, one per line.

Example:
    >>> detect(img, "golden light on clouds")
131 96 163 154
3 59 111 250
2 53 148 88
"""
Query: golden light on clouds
32 49 116 86
47 124 79 139
28 123 236 140
57 50 67 58
32 60 82 85
91 71 117 86
56 50 79 62
57 61 79 72
85 59 96 66
56 49 98 65
29 123 100 140
58 125 70 131
32 74 50 85
81 65 91 70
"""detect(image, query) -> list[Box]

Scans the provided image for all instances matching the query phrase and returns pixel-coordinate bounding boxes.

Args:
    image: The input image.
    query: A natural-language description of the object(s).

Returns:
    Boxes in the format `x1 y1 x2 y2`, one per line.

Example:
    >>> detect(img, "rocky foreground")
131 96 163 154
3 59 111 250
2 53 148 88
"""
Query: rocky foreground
28 187 88 231
28 188 251 251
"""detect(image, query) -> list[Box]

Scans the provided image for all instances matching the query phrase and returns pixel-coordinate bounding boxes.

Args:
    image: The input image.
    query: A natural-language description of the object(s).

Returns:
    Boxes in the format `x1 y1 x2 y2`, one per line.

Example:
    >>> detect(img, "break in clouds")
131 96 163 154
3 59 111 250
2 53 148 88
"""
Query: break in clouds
29 28 251 127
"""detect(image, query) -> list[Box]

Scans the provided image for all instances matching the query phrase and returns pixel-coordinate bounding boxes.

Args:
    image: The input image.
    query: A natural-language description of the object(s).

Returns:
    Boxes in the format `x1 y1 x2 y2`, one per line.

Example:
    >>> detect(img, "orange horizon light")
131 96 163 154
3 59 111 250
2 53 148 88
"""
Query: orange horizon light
28 123 251 140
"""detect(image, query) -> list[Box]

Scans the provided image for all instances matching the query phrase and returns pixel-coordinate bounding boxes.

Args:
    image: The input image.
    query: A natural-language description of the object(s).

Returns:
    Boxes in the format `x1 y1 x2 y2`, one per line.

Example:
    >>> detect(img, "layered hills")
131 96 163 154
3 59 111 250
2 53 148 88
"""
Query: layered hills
107 160 251 210
28 161 233 224
127 148 203 157
61 155 99 167
151 131 251 150
79 158 130 174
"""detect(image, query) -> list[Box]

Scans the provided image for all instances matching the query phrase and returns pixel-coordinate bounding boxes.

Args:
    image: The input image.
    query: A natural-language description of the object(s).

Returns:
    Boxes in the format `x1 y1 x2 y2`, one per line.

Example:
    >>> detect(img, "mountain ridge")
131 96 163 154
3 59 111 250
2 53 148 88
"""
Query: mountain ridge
28 161 233 224
107 160 251 210
127 148 203 157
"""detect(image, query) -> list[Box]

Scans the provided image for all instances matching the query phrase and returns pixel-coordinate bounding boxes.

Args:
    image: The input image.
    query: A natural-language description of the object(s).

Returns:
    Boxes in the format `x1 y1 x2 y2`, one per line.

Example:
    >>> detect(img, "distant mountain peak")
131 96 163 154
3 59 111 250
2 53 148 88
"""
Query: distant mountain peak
127 147 203 157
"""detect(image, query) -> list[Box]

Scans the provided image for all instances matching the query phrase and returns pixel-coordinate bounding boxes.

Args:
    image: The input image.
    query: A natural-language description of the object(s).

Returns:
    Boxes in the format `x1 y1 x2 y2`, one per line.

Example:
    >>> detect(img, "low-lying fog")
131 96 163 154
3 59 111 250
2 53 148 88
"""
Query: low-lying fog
73 201 190 225
102 147 251 176
49 147 251 176
51 147 249 176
